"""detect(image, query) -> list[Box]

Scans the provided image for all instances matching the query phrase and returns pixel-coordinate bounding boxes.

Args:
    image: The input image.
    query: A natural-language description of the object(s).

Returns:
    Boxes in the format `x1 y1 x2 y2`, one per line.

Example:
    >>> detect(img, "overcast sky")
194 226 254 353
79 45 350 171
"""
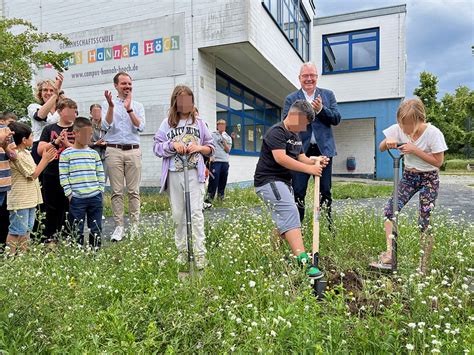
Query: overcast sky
315 0 473 98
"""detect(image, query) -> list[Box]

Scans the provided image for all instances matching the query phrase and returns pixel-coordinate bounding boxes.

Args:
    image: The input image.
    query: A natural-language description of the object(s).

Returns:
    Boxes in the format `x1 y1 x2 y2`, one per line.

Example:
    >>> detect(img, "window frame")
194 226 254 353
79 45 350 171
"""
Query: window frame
322 27 380 75
262 0 310 62
216 70 281 156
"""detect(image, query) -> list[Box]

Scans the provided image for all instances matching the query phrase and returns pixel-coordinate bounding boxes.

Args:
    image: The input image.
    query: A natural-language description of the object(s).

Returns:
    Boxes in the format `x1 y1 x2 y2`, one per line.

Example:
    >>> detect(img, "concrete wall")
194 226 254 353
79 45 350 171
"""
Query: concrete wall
332 118 375 176
4 1 406 184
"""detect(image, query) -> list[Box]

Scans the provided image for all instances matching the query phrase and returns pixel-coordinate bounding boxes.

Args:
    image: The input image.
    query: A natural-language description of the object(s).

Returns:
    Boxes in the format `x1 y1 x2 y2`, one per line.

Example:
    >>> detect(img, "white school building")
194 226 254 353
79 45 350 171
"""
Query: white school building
3 0 406 185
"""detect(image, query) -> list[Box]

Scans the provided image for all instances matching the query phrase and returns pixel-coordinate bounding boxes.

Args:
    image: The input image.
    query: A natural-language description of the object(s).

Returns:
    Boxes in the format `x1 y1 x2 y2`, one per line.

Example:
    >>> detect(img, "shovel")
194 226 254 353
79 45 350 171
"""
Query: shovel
177 154 196 279
370 145 404 273
311 174 327 299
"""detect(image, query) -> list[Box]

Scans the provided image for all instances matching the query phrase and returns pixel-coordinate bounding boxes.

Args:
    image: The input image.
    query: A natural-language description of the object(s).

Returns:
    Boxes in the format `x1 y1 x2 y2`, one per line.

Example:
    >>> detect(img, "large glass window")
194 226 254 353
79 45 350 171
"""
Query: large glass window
216 71 281 156
262 0 310 61
323 28 379 74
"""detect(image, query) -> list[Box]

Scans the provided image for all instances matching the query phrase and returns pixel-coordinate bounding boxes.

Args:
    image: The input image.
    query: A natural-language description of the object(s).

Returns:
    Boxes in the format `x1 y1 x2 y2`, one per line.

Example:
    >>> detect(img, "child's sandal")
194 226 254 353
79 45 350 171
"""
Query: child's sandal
378 251 392 264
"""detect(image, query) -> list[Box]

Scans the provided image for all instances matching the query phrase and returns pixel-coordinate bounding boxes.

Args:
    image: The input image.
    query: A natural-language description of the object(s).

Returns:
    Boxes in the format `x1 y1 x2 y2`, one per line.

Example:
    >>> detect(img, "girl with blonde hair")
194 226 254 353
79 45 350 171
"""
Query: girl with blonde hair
373 97 448 274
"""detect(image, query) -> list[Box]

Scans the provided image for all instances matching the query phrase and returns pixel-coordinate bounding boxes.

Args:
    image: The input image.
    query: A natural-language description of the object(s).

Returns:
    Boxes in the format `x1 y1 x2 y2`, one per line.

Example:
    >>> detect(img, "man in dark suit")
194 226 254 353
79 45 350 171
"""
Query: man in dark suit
282 62 341 224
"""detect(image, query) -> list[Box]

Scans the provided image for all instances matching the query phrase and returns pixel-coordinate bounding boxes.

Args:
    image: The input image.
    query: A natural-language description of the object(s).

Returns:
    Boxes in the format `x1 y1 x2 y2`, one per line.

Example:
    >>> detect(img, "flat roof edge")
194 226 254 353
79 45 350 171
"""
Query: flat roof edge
314 4 406 26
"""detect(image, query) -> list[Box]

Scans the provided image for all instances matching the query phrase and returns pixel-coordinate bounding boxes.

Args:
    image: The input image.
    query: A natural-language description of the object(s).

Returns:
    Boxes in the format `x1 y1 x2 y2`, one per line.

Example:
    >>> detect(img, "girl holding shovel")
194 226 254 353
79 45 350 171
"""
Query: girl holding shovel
154 85 214 272
374 98 447 274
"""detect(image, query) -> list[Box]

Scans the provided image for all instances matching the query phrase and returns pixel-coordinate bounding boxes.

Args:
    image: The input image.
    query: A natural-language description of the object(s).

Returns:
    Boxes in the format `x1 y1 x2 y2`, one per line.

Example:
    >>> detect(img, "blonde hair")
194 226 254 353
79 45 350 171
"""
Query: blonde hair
168 85 196 128
397 98 426 132
34 79 57 104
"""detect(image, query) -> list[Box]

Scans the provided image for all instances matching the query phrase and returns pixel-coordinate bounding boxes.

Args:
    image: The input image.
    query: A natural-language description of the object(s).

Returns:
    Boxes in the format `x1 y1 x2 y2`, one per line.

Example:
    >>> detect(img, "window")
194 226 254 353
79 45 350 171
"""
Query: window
216 71 281 156
322 28 379 74
262 0 310 61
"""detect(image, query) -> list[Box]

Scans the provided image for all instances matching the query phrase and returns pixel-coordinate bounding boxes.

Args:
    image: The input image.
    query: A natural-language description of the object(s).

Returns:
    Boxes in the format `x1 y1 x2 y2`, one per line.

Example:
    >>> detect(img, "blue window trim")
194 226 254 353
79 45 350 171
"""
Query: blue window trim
322 28 380 75
216 70 281 156
261 0 310 62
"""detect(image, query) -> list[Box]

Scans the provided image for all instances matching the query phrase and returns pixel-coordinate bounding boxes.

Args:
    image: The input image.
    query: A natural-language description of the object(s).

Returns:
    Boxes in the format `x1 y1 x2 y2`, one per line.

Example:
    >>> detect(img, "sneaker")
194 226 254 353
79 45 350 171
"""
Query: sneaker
296 251 311 266
110 226 124 242
307 265 324 279
203 202 212 210
297 252 324 279
177 252 189 273
195 255 207 270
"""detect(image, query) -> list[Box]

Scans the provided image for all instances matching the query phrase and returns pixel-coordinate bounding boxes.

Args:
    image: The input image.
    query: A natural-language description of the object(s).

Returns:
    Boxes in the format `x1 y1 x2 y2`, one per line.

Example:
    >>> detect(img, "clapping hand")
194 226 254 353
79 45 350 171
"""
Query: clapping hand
124 90 132 111
55 73 64 92
104 90 114 107
42 146 57 163
311 94 323 113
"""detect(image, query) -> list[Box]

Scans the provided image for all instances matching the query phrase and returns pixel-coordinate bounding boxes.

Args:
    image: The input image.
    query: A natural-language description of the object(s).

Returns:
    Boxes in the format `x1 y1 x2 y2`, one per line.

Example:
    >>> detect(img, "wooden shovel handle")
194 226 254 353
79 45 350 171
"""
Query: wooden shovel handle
312 174 320 255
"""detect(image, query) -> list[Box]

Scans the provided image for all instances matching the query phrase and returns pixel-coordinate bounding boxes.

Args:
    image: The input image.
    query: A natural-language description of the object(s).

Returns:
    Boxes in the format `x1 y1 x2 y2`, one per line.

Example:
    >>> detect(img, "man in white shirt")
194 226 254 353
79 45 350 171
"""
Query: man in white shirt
102 72 145 241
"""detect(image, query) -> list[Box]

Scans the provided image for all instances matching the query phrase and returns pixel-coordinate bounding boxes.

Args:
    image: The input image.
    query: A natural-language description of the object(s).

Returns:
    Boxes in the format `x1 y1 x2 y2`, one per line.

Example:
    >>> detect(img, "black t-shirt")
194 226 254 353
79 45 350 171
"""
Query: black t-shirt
254 122 303 187
39 123 75 177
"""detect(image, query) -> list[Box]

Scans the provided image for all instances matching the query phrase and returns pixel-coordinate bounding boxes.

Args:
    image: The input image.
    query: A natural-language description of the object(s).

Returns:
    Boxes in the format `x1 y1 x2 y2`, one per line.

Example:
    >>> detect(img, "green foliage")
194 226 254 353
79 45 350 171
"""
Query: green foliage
0 18 71 116
413 71 474 155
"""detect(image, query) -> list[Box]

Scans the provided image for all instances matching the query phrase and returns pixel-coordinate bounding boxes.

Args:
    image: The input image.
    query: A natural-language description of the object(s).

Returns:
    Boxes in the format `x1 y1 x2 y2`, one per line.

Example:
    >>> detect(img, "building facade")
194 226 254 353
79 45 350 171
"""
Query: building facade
3 0 406 184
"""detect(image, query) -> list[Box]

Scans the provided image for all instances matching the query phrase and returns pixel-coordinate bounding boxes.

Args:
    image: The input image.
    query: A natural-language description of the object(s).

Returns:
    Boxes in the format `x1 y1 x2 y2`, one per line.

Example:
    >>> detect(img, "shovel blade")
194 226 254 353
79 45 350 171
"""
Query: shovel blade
312 278 327 300
369 261 393 273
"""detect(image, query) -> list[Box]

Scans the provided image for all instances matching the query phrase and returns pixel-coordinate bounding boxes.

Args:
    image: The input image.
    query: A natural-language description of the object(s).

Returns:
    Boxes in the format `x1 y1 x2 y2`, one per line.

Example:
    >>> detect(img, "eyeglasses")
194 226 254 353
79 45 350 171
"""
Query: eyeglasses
300 74 318 79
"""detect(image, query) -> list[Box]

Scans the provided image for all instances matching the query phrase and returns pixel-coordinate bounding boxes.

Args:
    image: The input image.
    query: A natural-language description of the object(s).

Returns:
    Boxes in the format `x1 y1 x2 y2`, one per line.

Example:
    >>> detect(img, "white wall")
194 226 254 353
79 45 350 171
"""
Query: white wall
3 0 251 186
313 11 406 103
332 118 375 175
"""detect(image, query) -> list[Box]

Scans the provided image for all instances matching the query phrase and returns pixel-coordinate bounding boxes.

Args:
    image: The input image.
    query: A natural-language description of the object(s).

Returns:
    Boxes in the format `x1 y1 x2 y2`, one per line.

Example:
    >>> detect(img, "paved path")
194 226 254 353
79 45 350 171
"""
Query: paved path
101 174 473 240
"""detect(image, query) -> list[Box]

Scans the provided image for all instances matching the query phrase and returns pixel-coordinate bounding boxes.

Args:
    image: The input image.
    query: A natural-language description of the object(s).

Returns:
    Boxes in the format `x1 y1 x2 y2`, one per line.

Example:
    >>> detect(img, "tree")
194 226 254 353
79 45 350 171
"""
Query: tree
0 18 71 116
413 71 473 156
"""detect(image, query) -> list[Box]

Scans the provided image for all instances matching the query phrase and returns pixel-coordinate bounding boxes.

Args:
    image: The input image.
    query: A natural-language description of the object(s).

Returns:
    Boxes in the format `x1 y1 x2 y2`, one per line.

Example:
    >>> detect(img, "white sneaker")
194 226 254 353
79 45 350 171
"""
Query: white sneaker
111 226 124 242
130 224 139 239
195 255 208 270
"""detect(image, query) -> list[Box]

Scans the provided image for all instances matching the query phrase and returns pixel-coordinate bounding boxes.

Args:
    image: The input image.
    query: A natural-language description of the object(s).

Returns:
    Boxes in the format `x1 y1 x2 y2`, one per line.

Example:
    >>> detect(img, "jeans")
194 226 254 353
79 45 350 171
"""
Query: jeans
68 193 103 247
8 207 36 236
207 161 229 200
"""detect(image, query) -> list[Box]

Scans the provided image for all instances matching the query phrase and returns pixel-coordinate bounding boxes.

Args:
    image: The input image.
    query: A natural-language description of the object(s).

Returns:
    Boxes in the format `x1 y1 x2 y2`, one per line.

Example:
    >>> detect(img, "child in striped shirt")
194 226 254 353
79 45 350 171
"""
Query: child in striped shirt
59 117 105 248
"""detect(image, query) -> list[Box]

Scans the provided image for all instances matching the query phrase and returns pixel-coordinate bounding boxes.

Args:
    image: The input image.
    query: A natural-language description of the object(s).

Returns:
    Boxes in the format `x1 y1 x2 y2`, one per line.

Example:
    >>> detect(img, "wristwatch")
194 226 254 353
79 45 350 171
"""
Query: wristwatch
127 109 133 113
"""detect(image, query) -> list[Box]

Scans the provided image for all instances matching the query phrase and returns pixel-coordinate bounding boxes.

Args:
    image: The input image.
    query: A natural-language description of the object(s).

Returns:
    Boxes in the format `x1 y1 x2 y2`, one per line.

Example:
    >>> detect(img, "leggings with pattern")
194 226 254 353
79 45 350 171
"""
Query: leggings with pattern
384 170 439 232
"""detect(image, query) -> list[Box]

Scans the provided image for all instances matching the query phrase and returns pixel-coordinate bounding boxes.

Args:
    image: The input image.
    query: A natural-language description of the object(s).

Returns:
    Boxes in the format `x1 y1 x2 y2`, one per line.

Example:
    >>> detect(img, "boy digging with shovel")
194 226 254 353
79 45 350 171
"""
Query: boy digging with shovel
254 100 329 278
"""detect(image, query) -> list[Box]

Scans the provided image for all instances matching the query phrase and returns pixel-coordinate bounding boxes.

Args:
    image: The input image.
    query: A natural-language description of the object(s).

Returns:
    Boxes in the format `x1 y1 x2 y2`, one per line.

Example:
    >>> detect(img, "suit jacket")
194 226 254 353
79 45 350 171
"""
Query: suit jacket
282 88 341 157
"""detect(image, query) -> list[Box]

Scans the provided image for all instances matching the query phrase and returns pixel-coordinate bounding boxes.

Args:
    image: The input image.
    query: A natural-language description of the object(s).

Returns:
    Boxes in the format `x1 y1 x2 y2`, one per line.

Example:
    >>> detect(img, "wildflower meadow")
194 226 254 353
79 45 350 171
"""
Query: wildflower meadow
0 184 472 353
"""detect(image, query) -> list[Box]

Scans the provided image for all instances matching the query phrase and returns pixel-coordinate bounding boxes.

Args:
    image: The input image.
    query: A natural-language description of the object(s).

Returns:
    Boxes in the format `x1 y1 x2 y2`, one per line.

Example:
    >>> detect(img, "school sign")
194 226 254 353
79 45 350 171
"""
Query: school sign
39 14 186 88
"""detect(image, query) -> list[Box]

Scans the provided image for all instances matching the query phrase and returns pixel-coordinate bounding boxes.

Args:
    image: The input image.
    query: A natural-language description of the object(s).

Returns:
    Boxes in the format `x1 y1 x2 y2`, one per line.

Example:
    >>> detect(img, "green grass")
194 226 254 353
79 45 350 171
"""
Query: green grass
103 182 393 216
442 159 474 172
0 203 471 353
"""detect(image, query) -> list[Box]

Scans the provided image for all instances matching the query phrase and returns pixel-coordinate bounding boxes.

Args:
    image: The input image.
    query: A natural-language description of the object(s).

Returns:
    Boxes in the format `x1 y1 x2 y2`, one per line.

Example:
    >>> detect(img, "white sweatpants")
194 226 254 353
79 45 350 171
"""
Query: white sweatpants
168 170 206 257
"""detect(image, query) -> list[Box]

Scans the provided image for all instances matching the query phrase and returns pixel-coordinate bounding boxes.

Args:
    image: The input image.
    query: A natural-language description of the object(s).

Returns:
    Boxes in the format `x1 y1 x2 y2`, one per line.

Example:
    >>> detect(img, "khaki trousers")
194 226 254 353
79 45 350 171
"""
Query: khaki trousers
105 147 142 227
